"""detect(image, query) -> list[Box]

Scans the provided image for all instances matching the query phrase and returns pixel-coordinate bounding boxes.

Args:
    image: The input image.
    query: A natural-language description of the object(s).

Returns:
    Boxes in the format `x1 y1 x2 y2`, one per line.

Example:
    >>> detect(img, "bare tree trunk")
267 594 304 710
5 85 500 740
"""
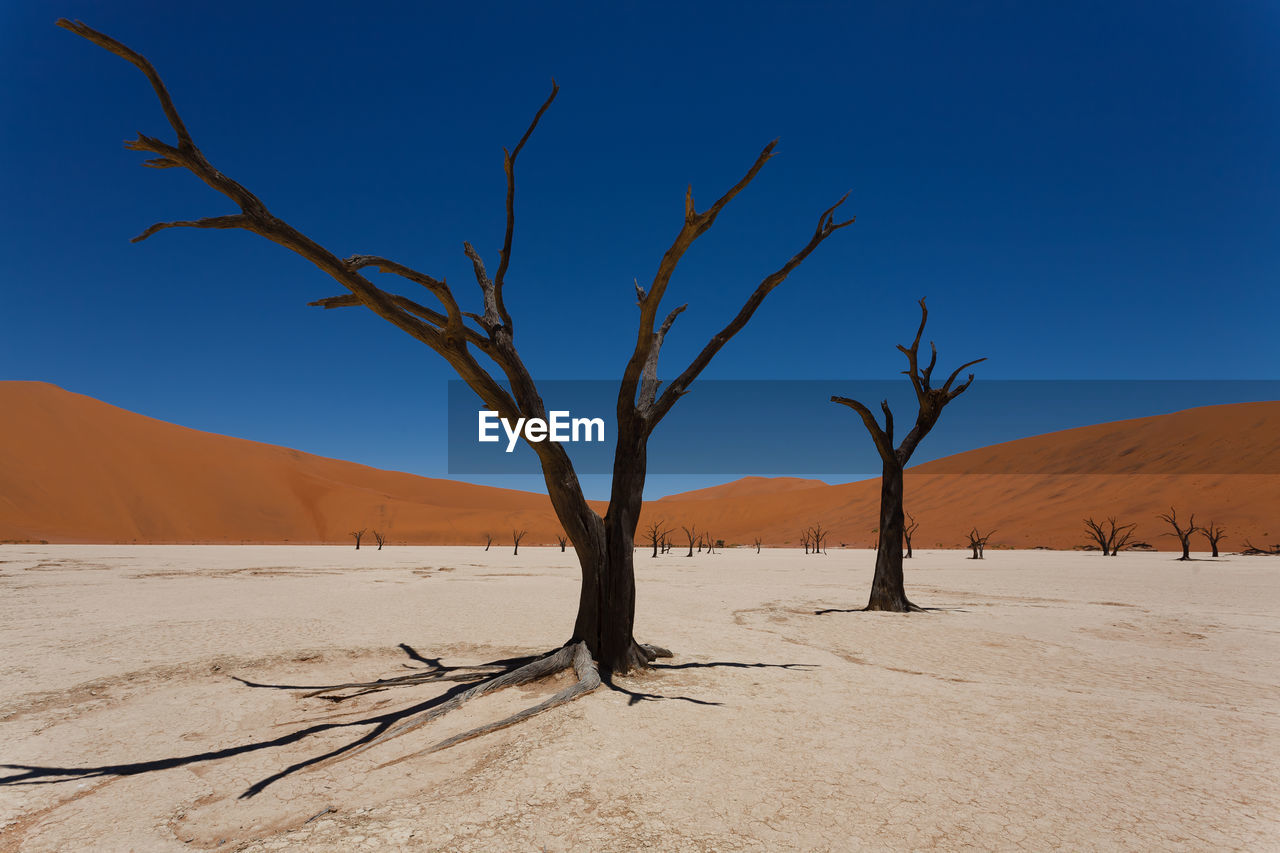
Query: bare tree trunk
568 430 653 674
866 460 916 611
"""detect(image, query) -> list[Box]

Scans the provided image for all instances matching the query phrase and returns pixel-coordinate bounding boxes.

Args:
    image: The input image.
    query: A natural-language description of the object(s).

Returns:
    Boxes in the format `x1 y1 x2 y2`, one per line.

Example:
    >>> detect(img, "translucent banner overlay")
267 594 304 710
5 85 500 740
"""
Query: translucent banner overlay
447 380 1279 475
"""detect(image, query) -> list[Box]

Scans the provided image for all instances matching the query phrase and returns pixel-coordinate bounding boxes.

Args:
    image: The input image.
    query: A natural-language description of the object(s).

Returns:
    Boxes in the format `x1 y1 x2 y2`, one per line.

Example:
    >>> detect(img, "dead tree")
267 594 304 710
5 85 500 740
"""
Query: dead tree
61 18 851 756
801 529 812 554
966 527 995 560
1157 507 1201 560
1200 522 1227 558
643 519 670 558
903 511 918 559
483 532 493 552
557 535 568 553
809 522 828 555
1241 539 1280 556
832 299 984 610
350 528 366 550
512 529 527 556
753 537 762 554
703 534 715 554
372 530 387 551
682 525 699 558
1083 516 1137 557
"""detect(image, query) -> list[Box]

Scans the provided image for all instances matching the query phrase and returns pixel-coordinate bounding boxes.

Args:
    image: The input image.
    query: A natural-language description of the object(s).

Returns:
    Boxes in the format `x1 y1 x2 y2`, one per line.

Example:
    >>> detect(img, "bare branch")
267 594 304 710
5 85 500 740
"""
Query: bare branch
131 214 248 243
493 80 559 329
56 19 194 150
942 357 988 396
651 193 854 424
638 304 687 412
831 395 894 460
463 241 502 331
620 141 782 412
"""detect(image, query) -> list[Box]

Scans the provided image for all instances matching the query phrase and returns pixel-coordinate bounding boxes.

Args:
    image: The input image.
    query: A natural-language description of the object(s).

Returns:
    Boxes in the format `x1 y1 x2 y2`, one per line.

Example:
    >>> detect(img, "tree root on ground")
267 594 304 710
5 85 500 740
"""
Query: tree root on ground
326 641 605 768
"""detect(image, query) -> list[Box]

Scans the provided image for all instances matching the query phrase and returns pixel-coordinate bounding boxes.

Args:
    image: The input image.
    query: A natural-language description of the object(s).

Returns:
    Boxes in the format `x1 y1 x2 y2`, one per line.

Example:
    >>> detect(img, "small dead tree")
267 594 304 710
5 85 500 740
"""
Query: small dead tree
1157 507 1201 561
351 528 366 550
512 529 527 556
643 519 670 558
832 299 984 610
903 511 918 559
753 536 762 554
801 529 812 554
1200 521 1227 558
372 530 387 551
703 534 715 555
1241 539 1280 556
682 525 698 558
966 528 995 560
1083 516 1137 557
809 522 828 555
483 532 493 552
557 535 568 553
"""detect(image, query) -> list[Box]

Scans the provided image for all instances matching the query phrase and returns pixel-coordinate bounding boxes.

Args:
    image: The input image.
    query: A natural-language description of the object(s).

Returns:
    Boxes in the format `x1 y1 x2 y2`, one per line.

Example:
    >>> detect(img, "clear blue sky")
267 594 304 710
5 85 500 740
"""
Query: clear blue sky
2 2 1277 498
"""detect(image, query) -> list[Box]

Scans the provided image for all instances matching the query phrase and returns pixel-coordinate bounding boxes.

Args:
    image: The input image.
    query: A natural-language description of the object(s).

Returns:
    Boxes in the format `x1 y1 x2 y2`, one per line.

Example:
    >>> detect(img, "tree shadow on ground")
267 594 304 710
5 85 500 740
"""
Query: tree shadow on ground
812 605 966 615
0 645 809 798
602 661 818 707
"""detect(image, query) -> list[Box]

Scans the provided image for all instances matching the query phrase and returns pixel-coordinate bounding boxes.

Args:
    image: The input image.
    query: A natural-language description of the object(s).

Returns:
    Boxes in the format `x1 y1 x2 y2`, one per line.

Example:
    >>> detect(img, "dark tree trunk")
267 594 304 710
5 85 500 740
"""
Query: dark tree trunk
866 460 916 611
1210 543 1219 558
566 427 652 675
1180 539 1191 560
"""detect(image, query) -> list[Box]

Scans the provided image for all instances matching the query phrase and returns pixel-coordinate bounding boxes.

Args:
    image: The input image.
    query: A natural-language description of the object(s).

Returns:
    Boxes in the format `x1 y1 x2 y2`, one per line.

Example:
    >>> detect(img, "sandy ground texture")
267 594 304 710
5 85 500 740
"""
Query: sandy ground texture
0 545 1276 851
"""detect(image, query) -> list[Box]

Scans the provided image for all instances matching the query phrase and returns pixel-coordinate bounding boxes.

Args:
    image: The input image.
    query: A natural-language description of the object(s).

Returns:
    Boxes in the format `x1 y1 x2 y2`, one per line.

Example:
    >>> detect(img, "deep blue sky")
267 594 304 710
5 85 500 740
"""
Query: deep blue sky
3 2 1277 498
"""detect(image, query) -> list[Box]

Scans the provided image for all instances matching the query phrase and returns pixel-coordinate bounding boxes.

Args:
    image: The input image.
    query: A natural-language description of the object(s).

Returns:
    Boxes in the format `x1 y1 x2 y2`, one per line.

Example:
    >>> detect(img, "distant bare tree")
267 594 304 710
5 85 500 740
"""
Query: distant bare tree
703 534 716 554
810 522 828 555
801 529 812 554
1241 539 1280 556
372 530 387 551
753 537 762 554
966 528 995 560
1200 521 1227 558
1157 508 1201 561
557 535 568 553
832 299 983 610
1083 516 1137 557
903 511 919 559
351 528 366 550
483 533 493 552
682 525 698 558
643 519 670 558
512 529 527 556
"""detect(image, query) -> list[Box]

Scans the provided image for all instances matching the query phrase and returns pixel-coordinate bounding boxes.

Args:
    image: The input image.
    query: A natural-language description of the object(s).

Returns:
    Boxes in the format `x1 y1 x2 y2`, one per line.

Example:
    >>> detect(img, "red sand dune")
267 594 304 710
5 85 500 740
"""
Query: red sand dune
1 381 1276 551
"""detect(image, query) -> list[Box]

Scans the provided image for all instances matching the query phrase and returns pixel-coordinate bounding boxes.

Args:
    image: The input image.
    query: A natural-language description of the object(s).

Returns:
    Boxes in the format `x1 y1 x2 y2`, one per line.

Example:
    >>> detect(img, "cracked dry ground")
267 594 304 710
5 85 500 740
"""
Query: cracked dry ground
0 545 1276 851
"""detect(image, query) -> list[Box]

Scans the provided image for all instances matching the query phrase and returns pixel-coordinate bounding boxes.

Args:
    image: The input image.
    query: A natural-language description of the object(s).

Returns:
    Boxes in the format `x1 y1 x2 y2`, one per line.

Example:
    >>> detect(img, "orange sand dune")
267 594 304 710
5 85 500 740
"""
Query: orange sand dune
0 382 596 545
1 381 1276 550
652 403 1280 551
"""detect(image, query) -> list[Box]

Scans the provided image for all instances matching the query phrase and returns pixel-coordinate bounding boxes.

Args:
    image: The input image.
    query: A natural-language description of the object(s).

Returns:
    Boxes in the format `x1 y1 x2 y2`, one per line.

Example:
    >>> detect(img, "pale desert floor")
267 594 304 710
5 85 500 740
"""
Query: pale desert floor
0 546 1276 851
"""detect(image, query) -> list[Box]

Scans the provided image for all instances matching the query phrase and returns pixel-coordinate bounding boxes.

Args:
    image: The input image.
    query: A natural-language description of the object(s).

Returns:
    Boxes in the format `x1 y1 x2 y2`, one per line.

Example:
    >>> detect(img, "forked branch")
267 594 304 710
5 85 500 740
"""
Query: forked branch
648 192 855 424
